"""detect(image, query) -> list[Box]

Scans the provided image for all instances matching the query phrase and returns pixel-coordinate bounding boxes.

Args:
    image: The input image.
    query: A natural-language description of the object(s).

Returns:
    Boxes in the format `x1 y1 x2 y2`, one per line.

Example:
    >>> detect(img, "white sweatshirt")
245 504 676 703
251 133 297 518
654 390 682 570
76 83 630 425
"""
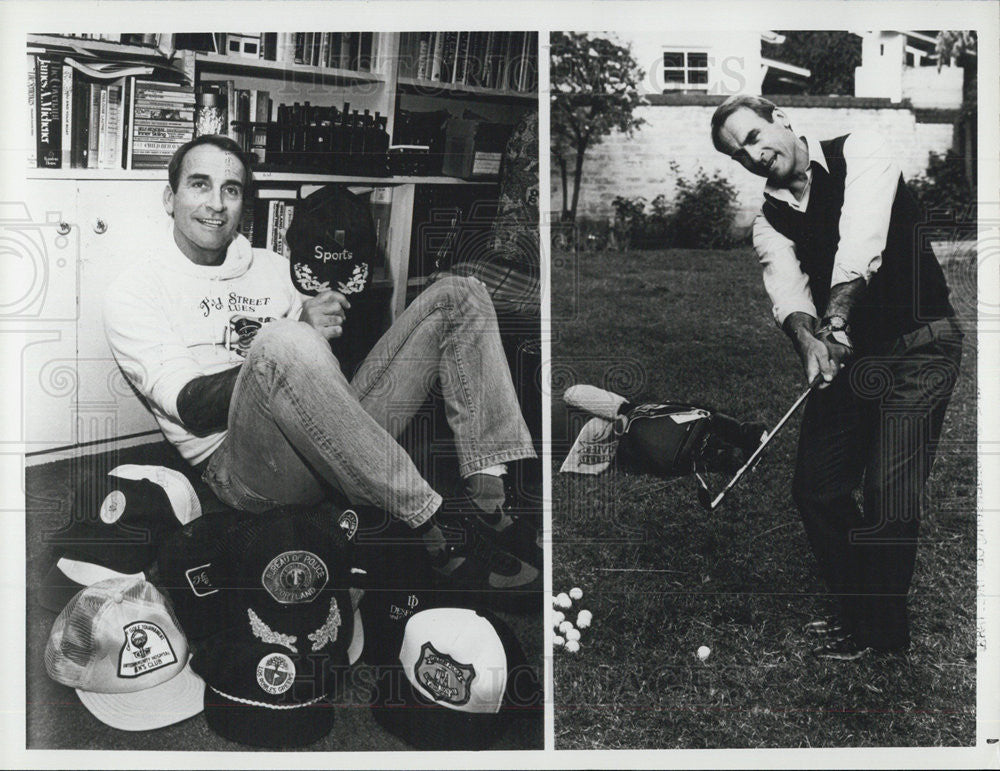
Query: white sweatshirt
104 234 303 465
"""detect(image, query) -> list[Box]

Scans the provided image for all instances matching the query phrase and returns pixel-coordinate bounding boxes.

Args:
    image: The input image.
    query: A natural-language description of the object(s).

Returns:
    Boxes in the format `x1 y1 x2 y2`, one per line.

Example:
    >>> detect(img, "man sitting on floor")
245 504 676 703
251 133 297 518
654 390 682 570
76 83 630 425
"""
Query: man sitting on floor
103 134 540 600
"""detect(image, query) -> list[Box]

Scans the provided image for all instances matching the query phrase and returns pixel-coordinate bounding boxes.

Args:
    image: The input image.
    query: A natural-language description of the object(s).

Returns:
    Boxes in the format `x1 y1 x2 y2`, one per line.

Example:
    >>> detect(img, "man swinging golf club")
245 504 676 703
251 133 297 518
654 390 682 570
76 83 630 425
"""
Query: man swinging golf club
711 95 963 661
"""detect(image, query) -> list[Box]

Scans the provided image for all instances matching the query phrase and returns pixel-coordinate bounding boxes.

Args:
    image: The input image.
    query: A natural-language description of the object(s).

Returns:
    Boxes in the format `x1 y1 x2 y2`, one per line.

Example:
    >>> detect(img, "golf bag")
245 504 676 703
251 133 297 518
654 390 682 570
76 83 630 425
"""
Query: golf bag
560 384 763 479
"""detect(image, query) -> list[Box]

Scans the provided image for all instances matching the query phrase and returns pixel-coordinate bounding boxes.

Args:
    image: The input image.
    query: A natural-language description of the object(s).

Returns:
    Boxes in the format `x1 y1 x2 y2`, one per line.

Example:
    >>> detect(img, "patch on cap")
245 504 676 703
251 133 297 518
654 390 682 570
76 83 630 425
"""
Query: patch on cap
262 550 328 604
185 563 218 597
256 653 295 695
337 509 359 541
414 642 476 707
118 620 178 678
99 490 127 524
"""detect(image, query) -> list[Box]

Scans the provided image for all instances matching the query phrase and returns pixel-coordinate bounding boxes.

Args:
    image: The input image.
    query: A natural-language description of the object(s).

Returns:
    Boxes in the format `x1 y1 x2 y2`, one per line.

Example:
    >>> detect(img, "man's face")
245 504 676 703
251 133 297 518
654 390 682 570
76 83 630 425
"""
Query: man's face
716 107 807 187
164 144 246 265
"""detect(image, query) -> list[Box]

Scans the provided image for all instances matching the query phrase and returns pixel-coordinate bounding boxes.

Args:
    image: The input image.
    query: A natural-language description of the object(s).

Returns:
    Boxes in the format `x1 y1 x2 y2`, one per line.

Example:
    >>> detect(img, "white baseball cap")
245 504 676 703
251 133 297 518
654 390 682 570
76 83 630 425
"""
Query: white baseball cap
370 607 542 750
44 576 204 731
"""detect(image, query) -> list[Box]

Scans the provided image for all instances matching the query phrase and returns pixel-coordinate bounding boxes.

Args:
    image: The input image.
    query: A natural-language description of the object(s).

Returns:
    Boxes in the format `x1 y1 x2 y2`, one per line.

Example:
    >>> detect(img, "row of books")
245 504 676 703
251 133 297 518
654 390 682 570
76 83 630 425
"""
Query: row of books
28 53 194 169
398 31 538 92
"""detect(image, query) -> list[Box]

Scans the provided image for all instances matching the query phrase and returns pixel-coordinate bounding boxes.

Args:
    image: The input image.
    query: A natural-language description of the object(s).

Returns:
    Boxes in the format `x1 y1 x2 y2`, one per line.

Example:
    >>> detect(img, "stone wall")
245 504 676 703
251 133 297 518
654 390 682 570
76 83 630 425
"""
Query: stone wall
554 94 959 229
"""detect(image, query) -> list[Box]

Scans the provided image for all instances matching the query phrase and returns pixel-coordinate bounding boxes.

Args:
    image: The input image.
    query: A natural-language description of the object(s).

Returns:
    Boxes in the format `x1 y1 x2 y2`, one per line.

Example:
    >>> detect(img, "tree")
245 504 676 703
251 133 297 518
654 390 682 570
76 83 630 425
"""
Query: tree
761 31 862 95
550 32 646 228
936 31 977 190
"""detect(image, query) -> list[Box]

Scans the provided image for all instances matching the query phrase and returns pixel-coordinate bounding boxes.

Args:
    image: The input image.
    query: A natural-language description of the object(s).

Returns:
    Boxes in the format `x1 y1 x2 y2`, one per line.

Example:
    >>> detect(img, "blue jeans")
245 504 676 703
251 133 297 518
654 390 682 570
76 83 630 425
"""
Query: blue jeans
203 276 536 527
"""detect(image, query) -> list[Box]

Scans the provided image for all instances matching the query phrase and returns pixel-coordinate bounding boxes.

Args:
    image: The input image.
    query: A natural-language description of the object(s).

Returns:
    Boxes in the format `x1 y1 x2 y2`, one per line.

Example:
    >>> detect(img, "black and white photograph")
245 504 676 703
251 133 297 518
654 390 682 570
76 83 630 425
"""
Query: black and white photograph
550 27 982 749
17 25 543 752
2 1 999 769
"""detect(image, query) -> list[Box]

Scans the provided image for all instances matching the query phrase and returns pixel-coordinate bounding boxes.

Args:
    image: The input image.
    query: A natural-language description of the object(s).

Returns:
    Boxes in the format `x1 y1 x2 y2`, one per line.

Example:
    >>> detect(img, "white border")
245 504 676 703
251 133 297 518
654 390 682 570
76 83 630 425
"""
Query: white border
1 1 997 768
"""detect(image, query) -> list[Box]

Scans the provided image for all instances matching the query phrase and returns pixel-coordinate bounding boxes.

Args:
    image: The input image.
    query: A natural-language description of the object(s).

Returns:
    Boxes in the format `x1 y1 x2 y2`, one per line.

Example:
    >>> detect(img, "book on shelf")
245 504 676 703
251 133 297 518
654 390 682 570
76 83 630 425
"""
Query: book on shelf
35 54 62 168
60 62 73 168
27 56 37 168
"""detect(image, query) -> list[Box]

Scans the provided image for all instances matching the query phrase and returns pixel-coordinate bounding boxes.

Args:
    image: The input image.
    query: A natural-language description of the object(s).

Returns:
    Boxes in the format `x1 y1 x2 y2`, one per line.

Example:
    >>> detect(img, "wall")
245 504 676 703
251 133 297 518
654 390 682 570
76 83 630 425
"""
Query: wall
555 95 957 229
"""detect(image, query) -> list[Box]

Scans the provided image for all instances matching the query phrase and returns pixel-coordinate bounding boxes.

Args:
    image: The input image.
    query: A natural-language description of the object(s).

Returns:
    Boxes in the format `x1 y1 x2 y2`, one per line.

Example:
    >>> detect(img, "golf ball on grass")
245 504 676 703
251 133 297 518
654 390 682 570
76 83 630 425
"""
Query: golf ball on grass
576 610 592 628
558 620 574 634
553 610 565 626
565 628 581 642
569 587 583 601
555 592 572 609
565 640 581 653
697 645 711 661
553 635 565 647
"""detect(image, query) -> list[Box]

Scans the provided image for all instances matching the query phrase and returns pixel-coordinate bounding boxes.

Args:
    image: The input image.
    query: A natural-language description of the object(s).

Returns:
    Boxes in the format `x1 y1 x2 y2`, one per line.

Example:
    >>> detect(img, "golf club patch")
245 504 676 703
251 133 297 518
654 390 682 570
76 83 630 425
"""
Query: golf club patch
117 621 177 678
413 642 476 707
256 653 295 695
262 550 328 604
99 490 127 524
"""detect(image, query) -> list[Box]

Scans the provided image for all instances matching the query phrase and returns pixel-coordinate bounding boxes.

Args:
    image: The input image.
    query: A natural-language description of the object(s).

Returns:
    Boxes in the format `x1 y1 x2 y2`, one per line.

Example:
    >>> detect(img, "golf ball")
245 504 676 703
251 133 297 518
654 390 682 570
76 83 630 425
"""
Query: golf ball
555 592 571 609
553 610 566 626
558 620 574 634
565 640 581 653
553 635 565 647
576 616 591 629
566 628 581 642
569 587 583 601
697 645 711 660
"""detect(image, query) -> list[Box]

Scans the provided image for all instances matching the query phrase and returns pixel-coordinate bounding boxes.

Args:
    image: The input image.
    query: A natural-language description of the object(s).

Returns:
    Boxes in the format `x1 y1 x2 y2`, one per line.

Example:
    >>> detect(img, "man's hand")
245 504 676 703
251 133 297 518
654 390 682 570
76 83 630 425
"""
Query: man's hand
783 311 842 389
300 290 351 340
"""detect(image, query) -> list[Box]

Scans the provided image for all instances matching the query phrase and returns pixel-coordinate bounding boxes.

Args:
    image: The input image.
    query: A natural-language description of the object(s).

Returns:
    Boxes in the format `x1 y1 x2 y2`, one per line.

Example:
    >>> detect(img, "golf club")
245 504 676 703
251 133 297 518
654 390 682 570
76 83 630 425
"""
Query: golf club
695 377 822 511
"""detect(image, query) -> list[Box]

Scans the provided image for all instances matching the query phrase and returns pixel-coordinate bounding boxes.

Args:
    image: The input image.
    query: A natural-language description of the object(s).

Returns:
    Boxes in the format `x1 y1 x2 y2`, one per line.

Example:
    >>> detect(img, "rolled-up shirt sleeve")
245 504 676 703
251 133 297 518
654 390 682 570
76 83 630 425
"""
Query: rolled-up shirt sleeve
832 130 900 286
752 213 817 326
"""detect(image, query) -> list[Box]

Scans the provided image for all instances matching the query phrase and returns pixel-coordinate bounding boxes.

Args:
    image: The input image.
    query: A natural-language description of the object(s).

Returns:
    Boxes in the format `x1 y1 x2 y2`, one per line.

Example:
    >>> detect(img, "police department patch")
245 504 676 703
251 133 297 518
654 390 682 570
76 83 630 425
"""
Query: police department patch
413 642 476 706
256 653 295 695
118 621 177 678
262 550 328 604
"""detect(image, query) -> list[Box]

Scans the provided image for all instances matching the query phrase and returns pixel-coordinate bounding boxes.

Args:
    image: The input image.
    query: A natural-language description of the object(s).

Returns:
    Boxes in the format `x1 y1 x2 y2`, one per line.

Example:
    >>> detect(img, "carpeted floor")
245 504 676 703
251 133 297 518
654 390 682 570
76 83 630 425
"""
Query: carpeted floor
25 440 543 752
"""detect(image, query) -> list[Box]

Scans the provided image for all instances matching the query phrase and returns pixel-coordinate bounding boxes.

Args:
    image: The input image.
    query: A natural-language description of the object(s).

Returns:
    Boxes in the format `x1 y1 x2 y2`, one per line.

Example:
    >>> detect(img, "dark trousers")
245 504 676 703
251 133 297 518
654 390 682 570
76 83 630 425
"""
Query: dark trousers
791 317 964 650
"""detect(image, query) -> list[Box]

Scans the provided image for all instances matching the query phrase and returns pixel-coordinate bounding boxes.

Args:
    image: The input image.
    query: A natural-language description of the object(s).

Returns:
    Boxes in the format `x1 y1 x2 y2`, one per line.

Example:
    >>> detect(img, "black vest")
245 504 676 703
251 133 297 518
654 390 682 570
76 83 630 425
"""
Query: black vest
761 134 953 351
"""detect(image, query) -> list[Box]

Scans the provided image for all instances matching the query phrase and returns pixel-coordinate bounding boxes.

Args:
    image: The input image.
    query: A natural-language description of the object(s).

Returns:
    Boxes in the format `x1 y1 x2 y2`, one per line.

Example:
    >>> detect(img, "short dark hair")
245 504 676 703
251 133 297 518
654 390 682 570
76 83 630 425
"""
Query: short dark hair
167 134 255 199
710 95 780 153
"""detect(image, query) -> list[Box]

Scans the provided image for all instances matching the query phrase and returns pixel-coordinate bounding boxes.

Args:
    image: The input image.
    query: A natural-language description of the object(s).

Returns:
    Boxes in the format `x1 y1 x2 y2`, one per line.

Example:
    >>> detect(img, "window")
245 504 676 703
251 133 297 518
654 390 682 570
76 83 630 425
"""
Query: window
663 50 709 90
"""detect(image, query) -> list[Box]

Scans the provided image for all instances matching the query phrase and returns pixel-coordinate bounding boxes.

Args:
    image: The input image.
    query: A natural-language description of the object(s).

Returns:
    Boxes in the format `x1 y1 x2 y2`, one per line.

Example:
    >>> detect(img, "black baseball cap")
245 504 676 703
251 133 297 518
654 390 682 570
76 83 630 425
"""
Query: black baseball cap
38 467 202 613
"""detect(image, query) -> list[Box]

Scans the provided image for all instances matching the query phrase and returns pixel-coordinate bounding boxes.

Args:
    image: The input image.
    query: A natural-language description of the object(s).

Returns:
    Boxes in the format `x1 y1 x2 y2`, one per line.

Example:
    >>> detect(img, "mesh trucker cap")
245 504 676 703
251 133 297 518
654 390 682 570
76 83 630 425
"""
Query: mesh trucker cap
37 465 202 613
370 607 542 750
44 576 204 731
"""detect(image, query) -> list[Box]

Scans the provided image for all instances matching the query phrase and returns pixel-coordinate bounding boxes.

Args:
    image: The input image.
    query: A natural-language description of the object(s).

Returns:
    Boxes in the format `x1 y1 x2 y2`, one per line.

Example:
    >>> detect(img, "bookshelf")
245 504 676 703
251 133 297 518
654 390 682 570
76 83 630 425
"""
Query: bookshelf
22 30 537 456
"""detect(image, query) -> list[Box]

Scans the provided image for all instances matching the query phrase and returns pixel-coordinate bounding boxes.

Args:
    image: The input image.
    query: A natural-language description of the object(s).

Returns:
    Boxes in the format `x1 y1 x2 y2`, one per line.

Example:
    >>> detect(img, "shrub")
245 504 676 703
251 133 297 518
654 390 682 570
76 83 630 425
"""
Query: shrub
909 150 976 223
668 164 740 249
611 196 647 250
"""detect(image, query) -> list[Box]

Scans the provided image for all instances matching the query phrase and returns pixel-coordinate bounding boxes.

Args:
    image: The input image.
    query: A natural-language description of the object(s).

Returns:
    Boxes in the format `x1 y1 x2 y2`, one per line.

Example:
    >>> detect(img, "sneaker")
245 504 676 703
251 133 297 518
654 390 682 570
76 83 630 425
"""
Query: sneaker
471 477 542 567
811 635 873 661
430 507 541 610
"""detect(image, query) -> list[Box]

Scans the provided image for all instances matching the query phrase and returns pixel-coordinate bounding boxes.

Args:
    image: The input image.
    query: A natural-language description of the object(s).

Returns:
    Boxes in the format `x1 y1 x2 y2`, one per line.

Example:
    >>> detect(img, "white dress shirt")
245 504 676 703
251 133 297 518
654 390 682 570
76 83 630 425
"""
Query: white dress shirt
751 131 901 325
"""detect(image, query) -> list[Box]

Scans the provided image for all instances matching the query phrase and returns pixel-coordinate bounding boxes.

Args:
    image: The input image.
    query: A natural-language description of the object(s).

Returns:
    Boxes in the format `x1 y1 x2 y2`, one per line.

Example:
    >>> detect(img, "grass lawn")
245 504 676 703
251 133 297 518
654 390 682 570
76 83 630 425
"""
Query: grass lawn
550 246 978 749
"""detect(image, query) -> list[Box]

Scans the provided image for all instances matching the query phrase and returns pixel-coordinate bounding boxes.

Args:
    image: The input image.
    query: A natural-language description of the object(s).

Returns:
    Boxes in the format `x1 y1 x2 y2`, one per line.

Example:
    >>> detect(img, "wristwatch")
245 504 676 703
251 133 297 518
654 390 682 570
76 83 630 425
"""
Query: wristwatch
818 315 853 349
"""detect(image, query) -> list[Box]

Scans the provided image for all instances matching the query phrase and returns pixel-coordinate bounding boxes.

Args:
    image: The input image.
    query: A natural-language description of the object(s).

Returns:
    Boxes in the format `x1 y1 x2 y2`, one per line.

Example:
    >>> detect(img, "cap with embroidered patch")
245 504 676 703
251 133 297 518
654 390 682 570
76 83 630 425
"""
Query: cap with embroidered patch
369 607 542 750
155 507 355 648
44 576 204 731
191 619 352 748
37 466 202 613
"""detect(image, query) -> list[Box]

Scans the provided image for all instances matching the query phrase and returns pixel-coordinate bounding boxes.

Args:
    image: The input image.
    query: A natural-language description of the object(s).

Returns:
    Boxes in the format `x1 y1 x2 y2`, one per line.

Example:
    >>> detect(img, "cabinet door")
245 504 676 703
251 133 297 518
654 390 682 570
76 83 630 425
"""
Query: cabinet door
75 180 168 445
5 182 81 451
